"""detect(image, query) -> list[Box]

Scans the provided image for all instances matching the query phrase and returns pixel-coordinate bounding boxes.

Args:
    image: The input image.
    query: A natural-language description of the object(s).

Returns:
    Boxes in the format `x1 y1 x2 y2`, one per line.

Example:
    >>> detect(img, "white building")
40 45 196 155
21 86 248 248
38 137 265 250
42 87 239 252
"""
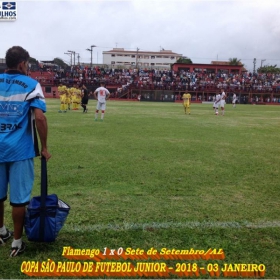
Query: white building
103 48 182 68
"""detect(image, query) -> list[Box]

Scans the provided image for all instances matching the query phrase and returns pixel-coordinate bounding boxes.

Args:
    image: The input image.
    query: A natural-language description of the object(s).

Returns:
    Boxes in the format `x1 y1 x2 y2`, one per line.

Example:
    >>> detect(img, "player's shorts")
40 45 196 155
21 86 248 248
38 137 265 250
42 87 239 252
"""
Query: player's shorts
0 159 34 206
96 101 106 111
214 102 220 108
220 100 226 107
183 102 190 108
82 97 89 105
232 99 236 104
60 96 66 103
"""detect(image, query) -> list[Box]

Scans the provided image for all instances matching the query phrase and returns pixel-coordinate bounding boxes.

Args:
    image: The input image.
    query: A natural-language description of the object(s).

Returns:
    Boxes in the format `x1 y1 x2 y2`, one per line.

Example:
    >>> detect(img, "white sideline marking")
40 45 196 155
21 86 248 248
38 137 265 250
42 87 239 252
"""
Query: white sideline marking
64 221 280 231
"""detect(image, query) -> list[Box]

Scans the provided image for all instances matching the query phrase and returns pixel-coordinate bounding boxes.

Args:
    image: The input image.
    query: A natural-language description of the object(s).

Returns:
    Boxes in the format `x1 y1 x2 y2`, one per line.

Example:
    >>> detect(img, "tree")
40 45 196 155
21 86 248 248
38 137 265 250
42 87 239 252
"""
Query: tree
229 58 242 65
53 57 68 70
257 65 280 74
28 57 40 71
29 57 39 65
177 57 193 64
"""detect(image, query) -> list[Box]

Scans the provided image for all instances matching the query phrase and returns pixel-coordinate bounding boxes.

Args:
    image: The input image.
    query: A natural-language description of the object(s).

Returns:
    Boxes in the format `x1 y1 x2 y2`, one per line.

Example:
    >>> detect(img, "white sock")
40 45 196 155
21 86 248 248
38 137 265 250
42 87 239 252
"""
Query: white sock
12 238 22 248
95 113 98 119
101 113 104 120
0 225 7 235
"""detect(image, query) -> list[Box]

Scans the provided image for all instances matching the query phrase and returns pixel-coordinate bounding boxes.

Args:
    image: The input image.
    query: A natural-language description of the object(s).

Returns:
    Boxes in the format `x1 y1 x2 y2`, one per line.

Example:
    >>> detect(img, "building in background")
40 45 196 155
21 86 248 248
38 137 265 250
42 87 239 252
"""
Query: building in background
103 48 182 68
172 61 245 74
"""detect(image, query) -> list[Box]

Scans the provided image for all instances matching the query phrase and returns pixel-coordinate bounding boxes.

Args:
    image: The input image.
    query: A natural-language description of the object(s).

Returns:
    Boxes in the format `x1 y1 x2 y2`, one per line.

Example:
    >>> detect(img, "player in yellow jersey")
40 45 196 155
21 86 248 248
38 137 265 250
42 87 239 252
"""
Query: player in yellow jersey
69 86 75 109
58 84 67 113
72 84 80 110
65 87 72 110
182 92 191 114
75 84 82 110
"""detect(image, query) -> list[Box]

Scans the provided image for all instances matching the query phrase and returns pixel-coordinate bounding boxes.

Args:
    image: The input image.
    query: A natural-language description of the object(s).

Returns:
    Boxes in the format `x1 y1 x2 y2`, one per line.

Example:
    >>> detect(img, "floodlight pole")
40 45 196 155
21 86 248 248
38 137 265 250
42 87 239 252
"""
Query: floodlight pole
76 53 80 65
261 59 266 68
86 45 96 68
64 52 72 66
68 50 76 66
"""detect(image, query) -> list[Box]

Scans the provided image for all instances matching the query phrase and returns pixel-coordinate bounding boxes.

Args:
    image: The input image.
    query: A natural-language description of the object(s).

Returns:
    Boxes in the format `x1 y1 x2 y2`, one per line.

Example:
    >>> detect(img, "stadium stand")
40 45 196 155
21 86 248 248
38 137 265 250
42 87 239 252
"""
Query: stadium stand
1 60 279 104
28 65 280 104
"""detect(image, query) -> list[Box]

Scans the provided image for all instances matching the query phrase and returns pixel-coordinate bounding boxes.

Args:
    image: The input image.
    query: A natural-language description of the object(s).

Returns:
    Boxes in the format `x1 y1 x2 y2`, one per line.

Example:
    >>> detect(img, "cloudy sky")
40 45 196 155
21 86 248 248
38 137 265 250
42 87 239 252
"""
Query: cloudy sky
1 0 280 72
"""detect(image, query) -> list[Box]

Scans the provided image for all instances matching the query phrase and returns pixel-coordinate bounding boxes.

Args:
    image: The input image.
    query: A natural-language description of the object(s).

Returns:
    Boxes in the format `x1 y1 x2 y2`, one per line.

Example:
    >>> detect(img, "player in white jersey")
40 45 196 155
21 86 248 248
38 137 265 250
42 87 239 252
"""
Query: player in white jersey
93 81 110 121
213 91 221 115
232 93 237 108
220 89 227 116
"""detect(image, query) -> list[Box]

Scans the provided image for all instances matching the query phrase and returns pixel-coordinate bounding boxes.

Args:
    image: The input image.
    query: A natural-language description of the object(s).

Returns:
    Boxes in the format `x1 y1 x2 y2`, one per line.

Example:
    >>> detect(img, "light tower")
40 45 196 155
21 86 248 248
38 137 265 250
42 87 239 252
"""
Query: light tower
86 45 96 68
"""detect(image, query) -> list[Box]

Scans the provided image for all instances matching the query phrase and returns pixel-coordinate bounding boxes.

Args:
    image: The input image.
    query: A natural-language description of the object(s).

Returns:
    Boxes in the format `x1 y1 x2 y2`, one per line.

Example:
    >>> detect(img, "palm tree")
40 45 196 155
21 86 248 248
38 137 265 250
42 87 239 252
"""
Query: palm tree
258 65 280 74
229 58 241 65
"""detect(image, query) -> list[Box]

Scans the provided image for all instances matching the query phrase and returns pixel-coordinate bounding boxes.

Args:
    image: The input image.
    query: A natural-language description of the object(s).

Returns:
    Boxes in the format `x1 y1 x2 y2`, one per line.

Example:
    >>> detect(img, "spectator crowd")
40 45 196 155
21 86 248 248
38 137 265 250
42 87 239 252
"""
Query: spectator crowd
30 65 280 102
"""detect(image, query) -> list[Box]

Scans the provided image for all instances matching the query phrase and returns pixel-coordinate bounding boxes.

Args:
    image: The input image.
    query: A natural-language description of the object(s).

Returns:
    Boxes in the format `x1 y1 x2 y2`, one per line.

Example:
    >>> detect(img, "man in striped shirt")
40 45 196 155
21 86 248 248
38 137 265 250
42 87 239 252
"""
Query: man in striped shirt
0 46 51 257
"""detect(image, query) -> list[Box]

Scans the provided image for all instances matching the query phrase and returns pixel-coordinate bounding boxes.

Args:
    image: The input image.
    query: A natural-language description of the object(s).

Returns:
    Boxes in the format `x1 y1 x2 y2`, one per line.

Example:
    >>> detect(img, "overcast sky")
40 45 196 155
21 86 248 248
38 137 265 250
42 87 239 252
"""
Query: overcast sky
1 0 280 72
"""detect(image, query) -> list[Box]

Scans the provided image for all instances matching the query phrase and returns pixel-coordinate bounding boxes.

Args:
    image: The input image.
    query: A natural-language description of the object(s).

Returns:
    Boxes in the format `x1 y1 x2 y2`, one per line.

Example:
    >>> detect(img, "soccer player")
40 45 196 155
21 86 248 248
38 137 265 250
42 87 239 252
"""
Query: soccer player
70 86 77 110
58 84 67 112
81 84 89 113
71 85 77 110
72 84 81 110
182 92 191 114
220 89 227 116
75 84 82 110
214 91 221 115
232 93 237 108
65 86 72 110
93 81 110 121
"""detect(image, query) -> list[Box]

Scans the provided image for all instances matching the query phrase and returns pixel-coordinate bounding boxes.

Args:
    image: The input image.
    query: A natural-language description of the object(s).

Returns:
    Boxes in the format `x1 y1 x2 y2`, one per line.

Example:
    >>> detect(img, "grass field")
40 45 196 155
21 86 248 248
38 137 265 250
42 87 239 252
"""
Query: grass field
1 99 280 279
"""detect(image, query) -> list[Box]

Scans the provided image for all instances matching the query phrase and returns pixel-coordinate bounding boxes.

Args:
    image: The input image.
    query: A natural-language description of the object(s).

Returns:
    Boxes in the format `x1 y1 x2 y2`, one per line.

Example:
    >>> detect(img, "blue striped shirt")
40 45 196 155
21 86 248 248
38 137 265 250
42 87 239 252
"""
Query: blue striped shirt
0 70 46 162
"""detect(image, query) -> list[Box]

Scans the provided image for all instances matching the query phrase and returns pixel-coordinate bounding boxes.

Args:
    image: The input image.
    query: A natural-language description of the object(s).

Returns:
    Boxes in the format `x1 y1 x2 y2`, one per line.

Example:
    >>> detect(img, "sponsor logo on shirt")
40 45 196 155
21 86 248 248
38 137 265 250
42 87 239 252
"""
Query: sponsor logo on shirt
0 123 21 133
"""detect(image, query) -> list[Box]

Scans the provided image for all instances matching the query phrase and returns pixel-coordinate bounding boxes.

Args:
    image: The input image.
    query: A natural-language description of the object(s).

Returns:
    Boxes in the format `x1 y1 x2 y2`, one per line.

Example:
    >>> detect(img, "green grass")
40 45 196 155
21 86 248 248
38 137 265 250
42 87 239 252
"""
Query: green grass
1 99 280 278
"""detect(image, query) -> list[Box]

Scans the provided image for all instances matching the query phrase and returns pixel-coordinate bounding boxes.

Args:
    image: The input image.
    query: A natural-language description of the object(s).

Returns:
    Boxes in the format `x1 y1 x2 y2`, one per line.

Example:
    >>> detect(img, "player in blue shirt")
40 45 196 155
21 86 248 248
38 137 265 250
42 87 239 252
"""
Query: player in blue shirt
0 46 51 257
